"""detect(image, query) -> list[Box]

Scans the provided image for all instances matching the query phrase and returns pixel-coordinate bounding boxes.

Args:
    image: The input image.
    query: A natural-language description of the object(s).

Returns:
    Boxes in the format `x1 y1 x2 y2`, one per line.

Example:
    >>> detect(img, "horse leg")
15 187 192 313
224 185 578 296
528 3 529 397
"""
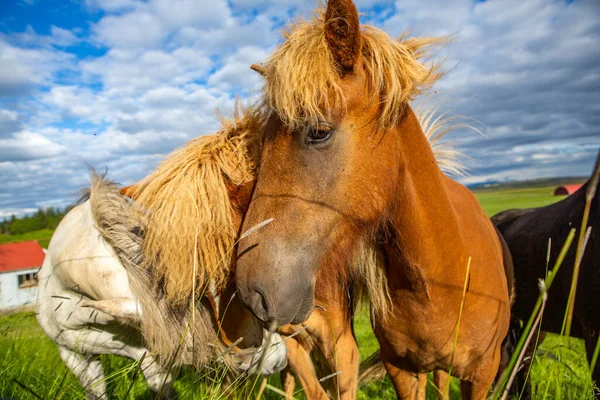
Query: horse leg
138 354 175 399
119 346 175 399
58 347 107 399
284 336 329 399
433 370 449 399
308 309 359 399
383 361 427 400
460 347 501 400
317 324 359 399
281 367 298 399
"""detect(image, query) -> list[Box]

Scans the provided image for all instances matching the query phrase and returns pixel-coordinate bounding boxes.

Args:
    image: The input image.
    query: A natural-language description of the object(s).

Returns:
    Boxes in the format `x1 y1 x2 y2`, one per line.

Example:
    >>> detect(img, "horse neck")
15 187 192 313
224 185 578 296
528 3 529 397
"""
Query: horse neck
382 108 466 294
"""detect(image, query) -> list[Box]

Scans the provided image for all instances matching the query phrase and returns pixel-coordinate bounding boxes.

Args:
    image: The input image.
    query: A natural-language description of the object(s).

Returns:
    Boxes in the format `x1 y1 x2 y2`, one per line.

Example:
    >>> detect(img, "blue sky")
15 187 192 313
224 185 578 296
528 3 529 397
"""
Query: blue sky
0 0 599 217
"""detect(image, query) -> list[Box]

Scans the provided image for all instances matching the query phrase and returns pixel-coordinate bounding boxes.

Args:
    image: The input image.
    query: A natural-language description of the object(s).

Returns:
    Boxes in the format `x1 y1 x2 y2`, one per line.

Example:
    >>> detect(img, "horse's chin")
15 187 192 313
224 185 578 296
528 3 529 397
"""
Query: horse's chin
289 306 313 326
232 331 288 376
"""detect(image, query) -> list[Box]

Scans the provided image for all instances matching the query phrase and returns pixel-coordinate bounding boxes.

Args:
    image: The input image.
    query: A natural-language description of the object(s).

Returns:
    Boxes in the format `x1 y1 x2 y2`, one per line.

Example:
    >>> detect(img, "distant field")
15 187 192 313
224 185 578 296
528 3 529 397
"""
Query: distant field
0 228 54 249
0 185 596 399
473 185 561 217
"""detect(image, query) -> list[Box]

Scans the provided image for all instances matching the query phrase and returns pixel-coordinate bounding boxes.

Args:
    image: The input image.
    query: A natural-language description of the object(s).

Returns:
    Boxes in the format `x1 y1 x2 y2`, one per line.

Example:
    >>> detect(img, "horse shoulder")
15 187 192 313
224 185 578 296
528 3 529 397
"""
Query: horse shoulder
442 177 510 298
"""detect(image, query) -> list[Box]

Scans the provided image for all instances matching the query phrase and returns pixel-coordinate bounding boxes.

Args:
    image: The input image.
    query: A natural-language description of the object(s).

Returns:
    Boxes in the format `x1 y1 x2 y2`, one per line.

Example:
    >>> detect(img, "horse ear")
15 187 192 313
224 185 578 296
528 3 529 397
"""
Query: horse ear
250 64 267 77
325 0 361 74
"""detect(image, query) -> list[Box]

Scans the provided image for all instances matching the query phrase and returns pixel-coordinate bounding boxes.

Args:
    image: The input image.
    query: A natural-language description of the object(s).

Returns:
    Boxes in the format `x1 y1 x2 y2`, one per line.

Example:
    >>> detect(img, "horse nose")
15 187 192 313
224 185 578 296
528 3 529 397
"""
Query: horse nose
246 286 276 324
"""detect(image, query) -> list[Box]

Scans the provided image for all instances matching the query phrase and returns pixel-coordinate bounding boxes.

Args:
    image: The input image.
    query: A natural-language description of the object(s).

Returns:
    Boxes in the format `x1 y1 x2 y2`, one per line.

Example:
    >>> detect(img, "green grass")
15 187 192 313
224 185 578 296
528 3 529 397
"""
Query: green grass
0 311 289 400
0 228 54 249
0 186 596 399
473 185 560 217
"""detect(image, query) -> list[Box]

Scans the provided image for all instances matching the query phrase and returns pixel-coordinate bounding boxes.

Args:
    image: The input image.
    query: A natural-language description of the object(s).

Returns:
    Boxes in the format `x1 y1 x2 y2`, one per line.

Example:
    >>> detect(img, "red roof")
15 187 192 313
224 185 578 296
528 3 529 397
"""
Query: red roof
0 241 45 273
554 184 583 196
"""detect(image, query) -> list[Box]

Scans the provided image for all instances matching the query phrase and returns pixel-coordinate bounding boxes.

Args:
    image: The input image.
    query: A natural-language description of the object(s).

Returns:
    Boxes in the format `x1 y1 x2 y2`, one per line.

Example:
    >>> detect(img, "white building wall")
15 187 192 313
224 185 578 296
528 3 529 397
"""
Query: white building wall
0 268 39 310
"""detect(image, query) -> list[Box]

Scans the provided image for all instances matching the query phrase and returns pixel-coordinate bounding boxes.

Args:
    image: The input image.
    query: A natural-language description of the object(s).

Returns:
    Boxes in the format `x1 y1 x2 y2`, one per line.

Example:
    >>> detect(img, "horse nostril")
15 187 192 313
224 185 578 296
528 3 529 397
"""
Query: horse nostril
248 286 271 322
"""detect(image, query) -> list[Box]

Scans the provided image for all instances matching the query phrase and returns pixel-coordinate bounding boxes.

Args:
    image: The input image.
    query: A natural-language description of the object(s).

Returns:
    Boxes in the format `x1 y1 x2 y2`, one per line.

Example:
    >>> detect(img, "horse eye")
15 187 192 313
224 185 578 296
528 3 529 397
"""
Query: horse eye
306 126 333 144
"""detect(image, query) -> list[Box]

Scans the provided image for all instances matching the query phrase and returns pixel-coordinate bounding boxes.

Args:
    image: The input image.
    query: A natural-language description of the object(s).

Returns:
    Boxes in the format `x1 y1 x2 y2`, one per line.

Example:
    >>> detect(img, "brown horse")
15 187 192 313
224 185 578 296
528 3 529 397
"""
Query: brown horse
276 107 470 400
235 1 513 398
120 106 361 399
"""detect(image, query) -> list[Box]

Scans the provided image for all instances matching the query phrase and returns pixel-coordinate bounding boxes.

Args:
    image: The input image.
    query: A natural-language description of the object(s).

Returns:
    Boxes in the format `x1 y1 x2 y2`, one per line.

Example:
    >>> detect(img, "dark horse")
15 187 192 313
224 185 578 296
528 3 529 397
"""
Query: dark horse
492 151 600 394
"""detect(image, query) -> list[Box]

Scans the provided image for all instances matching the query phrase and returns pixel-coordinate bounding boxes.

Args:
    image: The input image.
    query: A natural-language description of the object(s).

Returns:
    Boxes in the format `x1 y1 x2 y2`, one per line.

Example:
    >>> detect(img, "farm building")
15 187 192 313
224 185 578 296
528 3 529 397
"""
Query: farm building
0 241 45 310
554 184 583 196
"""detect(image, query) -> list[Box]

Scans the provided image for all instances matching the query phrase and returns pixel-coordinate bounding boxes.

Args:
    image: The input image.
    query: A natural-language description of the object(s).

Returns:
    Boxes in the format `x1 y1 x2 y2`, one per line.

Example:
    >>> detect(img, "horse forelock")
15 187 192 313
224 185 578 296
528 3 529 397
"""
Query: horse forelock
261 6 445 130
132 104 266 305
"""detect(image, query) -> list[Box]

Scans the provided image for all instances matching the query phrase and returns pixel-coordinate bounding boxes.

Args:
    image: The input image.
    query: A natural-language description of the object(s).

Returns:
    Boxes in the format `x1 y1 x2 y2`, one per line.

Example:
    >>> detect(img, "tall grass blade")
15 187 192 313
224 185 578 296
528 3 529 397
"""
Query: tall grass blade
444 256 471 398
13 378 43 400
256 377 268 400
51 369 69 400
319 370 343 382
564 150 600 335
240 218 274 240
265 383 297 398
501 280 548 400
123 352 145 399
562 226 592 336
492 228 576 400
590 334 600 377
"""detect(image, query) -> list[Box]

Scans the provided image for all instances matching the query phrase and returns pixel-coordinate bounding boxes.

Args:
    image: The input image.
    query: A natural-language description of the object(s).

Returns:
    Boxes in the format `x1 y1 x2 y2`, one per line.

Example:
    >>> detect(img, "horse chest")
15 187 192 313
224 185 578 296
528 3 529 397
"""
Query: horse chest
374 292 483 371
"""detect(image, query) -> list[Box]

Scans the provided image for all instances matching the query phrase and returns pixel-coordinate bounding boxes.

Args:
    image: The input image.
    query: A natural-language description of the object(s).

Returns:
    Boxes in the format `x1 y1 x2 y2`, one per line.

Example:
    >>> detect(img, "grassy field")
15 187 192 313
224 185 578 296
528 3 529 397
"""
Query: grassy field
0 229 54 249
0 186 597 399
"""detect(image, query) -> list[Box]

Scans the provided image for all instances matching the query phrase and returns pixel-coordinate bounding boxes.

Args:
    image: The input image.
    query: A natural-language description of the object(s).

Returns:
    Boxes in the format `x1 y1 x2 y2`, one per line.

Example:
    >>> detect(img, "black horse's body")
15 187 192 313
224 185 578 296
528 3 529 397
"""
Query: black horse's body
492 180 600 389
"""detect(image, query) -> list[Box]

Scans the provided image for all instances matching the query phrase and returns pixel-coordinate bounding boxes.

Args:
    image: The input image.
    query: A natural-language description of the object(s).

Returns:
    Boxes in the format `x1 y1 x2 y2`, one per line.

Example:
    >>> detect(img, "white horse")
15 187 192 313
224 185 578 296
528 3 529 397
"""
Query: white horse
36 184 287 399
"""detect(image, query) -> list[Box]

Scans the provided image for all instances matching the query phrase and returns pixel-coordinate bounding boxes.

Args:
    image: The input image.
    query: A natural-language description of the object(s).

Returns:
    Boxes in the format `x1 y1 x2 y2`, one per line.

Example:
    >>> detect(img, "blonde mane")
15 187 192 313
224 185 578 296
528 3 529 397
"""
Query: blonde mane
88 172 224 368
261 7 445 129
417 106 468 177
132 104 265 305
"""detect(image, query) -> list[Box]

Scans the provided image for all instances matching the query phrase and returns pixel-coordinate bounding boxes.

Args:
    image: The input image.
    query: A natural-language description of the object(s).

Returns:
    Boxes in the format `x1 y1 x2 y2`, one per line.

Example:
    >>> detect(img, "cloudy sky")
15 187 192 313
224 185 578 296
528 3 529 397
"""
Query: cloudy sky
0 0 599 218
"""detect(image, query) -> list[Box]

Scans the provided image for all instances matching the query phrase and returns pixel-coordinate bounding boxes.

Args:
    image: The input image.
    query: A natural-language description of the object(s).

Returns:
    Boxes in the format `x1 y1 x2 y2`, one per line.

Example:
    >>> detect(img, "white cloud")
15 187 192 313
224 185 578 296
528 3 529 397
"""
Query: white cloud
0 110 23 138
207 46 271 92
0 40 75 96
0 131 64 162
92 10 167 49
81 47 213 95
0 0 599 217
148 0 232 30
84 0 141 13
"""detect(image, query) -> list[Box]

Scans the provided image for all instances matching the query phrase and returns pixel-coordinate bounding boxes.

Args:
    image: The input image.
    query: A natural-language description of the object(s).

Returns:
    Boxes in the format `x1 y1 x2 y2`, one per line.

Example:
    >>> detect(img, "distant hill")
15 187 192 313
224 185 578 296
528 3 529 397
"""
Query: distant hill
468 176 588 191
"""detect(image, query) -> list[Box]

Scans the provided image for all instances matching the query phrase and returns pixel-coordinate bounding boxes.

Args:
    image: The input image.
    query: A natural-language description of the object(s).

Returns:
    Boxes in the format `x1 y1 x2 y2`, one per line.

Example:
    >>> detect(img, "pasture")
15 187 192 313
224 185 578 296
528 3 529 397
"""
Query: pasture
0 229 54 250
0 185 596 399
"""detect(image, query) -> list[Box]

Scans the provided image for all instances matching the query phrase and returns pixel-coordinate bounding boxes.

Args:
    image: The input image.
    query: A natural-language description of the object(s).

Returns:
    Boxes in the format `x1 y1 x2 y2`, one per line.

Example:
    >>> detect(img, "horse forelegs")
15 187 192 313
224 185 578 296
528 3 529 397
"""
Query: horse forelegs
284 337 329 399
460 347 502 400
59 347 107 399
432 370 450 399
281 367 298 399
317 323 359 399
137 354 175 400
383 361 427 400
